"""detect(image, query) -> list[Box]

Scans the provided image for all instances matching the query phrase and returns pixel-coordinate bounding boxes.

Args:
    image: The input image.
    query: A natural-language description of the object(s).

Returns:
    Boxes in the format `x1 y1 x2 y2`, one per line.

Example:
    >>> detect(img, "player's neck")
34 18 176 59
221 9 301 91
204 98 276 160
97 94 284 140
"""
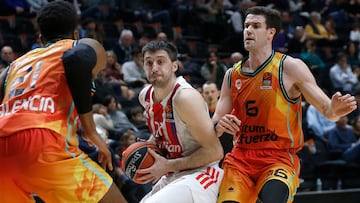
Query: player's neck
152 77 177 103
248 48 273 70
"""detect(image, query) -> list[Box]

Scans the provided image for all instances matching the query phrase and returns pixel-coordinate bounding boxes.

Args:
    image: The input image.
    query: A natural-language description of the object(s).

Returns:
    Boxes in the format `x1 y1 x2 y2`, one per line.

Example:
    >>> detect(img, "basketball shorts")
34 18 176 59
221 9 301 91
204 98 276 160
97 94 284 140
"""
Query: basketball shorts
0 128 113 203
140 162 224 203
217 148 300 203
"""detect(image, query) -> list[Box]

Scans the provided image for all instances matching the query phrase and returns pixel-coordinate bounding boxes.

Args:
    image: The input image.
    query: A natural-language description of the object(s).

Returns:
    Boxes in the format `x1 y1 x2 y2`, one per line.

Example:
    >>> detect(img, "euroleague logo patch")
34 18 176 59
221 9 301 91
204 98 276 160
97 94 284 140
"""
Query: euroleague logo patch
260 72 272 90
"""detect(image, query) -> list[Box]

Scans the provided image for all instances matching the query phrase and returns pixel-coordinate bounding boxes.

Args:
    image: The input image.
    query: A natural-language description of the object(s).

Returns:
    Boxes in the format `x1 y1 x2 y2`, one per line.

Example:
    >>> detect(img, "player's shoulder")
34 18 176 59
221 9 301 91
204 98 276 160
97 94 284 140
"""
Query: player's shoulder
282 54 307 70
175 86 202 106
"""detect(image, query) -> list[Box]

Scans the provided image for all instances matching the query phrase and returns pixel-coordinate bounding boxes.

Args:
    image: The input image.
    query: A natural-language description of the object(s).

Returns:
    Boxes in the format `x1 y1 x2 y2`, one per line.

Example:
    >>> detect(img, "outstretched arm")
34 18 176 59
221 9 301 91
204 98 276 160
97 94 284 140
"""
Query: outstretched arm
284 57 357 121
63 38 112 170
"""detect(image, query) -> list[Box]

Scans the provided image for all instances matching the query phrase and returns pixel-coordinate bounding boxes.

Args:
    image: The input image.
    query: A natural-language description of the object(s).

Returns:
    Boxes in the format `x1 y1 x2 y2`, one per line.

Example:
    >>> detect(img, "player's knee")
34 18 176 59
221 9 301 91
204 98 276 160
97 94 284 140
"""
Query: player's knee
258 179 289 203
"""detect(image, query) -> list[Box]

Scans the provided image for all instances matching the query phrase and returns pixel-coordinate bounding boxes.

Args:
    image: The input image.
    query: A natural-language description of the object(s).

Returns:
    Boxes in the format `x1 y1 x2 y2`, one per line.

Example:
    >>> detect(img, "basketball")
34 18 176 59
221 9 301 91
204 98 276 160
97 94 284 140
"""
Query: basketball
121 142 163 184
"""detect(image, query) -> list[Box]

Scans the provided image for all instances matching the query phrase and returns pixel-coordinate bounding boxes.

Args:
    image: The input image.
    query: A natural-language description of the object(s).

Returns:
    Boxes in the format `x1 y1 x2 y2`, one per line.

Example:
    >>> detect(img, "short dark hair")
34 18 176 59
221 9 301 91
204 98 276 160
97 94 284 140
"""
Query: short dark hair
37 1 78 42
245 6 281 38
142 40 178 62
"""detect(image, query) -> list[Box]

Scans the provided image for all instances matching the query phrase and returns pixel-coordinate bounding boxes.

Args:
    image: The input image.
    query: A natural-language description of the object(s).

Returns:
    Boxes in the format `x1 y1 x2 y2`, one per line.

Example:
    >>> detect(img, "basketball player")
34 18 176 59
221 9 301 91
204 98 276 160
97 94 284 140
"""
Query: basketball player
212 6 357 203
136 40 224 203
0 1 126 202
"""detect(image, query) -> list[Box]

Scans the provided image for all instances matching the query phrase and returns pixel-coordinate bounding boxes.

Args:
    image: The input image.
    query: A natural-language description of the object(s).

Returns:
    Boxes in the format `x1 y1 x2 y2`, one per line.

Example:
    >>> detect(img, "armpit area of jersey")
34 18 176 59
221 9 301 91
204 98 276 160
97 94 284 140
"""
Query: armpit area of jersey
62 43 96 114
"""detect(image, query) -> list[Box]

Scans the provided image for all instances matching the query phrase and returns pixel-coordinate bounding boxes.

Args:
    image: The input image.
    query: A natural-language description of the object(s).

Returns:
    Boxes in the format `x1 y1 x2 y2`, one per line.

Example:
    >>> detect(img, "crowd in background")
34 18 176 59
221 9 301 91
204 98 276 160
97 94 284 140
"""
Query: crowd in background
1 0 360 200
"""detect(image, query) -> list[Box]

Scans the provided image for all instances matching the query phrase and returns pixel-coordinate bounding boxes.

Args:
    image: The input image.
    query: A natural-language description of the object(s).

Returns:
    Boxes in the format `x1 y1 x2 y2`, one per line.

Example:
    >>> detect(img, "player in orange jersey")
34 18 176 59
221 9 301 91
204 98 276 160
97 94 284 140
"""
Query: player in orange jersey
212 6 357 203
0 1 126 202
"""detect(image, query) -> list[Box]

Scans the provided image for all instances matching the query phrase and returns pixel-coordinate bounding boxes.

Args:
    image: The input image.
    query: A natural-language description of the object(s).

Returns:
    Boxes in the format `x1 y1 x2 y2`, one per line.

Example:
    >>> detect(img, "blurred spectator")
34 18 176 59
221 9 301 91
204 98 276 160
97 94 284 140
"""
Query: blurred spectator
324 16 338 41
202 82 220 117
26 0 48 12
103 95 140 136
80 0 120 22
346 0 360 22
112 29 135 64
287 25 307 57
137 33 152 48
345 41 360 70
329 52 358 93
200 50 228 89
304 11 329 42
127 106 151 140
104 50 125 84
92 68 135 107
300 40 326 87
348 84 360 122
288 0 305 13
194 0 227 43
225 1 244 34
79 17 97 38
103 50 137 103
117 0 174 39
306 104 336 143
3 0 37 18
281 11 296 39
230 51 243 66
273 28 288 53
121 47 148 92
349 22 360 43
92 103 115 142
351 116 360 139
256 0 289 10
327 116 360 164
31 31 44 50
156 32 168 41
0 45 15 70
177 52 204 86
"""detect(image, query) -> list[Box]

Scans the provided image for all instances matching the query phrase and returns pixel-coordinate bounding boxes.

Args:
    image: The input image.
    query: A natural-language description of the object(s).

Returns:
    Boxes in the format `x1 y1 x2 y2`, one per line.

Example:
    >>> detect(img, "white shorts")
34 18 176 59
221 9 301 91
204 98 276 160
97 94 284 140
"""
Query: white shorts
140 162 223 203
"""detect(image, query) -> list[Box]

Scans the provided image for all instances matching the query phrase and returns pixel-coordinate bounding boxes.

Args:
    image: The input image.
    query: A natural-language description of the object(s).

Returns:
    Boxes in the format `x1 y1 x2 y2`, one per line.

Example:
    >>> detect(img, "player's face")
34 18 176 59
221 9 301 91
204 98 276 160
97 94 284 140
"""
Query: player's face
243 14 273 51
143 50 177 87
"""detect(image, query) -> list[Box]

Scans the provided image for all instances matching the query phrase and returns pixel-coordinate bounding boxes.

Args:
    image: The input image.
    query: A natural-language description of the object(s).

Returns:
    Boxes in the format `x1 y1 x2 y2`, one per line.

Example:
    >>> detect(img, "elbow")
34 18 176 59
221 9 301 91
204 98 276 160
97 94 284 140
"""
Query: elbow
214 144 224 162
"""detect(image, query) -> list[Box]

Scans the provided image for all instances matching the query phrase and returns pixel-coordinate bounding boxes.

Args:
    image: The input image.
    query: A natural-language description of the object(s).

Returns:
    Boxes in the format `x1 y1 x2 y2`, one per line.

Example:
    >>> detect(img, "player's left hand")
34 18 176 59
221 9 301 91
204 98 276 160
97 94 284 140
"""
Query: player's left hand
215 114 241 136
136 149 168 184
97 141 113 171
331 92 357 118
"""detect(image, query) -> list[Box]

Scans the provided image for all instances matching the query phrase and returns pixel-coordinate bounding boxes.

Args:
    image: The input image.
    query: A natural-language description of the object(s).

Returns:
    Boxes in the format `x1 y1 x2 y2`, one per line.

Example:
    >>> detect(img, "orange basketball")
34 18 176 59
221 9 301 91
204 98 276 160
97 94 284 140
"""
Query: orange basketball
121 142 163 184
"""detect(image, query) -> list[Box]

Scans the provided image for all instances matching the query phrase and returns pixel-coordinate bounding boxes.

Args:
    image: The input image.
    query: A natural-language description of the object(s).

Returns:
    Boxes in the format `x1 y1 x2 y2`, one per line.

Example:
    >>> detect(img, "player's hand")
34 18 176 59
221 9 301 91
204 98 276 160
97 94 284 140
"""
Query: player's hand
331 92 357 118
136 149 168 184
97 141 113 171
215 114 241 137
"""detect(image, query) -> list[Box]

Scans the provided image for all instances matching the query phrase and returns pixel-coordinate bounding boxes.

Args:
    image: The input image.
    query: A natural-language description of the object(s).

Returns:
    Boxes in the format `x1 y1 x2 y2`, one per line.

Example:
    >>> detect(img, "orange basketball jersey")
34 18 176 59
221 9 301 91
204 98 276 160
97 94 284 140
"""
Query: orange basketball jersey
0 39 79 146
229 51 303 151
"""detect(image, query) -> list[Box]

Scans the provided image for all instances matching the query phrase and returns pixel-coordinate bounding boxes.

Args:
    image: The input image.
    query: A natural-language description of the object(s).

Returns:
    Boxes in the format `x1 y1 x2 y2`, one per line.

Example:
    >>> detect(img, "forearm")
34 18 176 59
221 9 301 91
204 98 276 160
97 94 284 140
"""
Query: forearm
167 145 223 172
321 101 340 122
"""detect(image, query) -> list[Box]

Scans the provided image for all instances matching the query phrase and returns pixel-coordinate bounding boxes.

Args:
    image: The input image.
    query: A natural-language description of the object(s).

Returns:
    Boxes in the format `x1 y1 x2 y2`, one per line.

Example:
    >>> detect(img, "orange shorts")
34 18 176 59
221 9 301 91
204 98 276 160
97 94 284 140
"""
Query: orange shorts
0 128 113 203
217 148 300 203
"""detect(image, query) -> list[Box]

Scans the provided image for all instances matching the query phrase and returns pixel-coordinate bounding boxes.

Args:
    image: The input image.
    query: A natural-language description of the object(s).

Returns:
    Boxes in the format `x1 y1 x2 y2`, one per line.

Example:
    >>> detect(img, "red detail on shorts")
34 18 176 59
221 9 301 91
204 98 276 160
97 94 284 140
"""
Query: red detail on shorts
196 167 220 189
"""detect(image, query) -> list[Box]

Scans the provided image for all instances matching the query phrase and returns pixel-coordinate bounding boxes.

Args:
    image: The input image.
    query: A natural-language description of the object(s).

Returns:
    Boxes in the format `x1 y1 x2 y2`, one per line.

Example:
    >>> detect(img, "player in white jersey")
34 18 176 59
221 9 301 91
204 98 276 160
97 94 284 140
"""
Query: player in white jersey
136 40 224 203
